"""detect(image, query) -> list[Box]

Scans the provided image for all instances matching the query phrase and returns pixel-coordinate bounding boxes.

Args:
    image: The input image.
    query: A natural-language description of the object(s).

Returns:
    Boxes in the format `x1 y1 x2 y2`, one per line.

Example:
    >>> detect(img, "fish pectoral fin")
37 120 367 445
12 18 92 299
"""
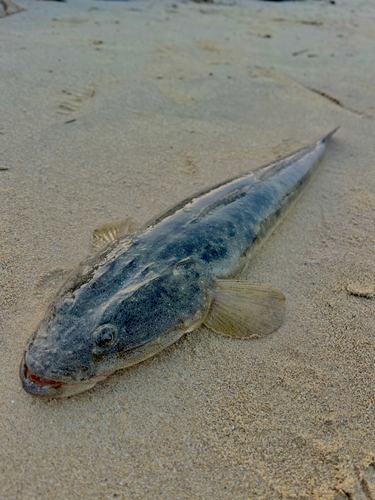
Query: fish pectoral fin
204 280 285 339
91 217 137 253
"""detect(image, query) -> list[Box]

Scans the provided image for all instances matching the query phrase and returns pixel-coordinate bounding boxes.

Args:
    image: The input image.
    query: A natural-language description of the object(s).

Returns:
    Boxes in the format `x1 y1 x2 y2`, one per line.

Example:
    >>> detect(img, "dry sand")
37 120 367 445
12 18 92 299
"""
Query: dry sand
1 0 374 498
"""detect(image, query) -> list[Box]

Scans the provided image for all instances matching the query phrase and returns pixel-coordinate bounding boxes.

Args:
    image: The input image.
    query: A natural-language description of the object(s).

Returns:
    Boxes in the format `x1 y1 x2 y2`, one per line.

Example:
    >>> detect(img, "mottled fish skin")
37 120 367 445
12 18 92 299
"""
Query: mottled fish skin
20 128 338 397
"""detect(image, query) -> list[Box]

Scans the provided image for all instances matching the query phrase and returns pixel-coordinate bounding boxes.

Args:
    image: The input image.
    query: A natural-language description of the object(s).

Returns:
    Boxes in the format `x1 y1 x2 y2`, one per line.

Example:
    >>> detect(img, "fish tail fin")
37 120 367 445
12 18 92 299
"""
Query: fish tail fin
319 126 341 144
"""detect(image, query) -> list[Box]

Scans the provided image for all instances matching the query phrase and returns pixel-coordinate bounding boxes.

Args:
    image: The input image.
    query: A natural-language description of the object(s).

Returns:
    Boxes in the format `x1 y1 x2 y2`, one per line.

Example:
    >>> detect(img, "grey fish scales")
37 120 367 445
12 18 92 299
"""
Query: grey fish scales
20 128 339 398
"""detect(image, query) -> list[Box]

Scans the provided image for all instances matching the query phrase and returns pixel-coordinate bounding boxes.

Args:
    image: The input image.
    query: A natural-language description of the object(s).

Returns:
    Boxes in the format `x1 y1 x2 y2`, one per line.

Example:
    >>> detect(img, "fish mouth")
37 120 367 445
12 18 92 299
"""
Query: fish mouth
20 355 111 398
20 355 63 396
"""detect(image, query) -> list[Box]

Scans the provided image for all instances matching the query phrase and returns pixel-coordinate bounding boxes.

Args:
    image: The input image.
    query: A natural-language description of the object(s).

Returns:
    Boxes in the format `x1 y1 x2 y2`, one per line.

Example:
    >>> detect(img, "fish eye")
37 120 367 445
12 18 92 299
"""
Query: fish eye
93 324 118 349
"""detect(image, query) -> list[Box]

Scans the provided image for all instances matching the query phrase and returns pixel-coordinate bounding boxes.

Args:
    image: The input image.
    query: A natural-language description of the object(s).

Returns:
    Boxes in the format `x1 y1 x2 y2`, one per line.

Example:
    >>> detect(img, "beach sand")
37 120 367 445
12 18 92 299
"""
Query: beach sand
1 0 374 498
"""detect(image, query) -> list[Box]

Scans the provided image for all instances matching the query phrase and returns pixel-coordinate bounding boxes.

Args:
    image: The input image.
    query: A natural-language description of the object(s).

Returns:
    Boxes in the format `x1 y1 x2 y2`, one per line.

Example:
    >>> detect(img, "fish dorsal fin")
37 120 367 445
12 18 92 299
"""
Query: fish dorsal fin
204 280 285 339
92 217 136 253
190 188 249 223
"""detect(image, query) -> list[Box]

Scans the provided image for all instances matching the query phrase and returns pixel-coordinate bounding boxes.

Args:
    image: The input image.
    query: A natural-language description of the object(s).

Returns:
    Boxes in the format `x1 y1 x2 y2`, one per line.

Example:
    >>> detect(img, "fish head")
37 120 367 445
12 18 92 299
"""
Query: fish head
21 254 211 398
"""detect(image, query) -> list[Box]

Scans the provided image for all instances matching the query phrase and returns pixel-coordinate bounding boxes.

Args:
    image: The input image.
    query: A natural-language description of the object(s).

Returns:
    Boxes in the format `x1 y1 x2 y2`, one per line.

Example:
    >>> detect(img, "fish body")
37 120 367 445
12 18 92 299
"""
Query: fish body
20 128 338 397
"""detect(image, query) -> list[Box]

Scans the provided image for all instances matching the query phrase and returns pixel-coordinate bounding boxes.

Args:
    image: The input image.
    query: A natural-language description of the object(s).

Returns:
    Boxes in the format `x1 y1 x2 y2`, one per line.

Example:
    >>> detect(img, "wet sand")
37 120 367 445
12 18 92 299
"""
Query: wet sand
1 0 375 498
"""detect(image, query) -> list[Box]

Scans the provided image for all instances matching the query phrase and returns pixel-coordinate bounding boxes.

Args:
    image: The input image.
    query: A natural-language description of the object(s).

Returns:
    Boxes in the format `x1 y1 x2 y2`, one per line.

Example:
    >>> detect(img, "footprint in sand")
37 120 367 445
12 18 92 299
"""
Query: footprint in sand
57 85 96 115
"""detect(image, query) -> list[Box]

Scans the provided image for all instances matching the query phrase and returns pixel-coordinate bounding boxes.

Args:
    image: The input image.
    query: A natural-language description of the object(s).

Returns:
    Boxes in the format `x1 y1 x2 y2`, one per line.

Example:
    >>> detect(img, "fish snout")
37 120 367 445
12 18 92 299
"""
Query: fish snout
20 354 63 396
20 352 113 398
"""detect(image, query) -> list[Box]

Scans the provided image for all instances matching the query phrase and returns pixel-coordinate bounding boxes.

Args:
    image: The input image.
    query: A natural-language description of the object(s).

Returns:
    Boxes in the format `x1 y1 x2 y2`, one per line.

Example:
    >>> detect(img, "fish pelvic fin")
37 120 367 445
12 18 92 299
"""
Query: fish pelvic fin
204 281 285 339
92 217 137 253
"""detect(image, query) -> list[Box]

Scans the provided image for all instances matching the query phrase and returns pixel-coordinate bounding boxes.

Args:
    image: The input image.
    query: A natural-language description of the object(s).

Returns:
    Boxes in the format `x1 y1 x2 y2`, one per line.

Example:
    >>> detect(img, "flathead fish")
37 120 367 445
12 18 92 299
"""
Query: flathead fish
20 128 339 397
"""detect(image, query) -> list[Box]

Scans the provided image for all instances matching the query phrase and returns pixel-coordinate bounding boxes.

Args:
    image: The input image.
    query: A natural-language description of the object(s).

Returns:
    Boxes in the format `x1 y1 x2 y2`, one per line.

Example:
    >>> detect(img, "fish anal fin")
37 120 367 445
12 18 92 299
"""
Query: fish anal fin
204 280 285 339
91 217 136 253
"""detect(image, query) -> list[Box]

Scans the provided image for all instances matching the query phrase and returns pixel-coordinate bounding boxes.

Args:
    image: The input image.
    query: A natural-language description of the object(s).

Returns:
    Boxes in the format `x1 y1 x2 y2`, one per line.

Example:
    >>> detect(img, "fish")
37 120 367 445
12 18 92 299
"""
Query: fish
20 127 339 398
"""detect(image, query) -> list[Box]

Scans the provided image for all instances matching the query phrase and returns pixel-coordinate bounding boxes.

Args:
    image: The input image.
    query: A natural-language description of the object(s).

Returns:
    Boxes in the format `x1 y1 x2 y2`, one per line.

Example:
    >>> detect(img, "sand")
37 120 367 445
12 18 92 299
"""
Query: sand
0 0 374 498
